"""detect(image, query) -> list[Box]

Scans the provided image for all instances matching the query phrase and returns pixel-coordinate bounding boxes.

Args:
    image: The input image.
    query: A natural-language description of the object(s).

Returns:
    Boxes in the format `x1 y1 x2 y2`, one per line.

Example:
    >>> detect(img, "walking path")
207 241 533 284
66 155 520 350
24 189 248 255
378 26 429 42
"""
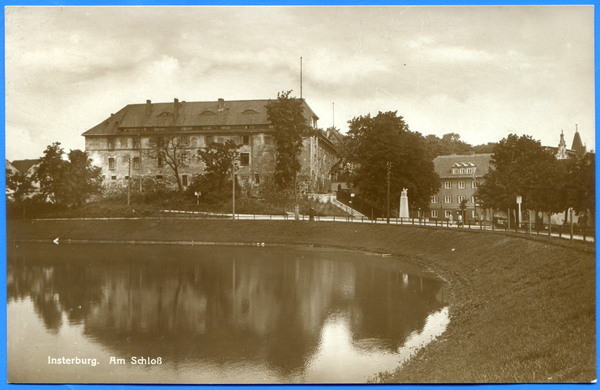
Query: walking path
35 209 594 243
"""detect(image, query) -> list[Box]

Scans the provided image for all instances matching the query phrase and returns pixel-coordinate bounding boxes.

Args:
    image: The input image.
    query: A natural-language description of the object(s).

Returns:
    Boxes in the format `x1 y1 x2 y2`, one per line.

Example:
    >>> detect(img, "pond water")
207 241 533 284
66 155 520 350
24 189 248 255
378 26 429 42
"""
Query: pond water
7 242 448 384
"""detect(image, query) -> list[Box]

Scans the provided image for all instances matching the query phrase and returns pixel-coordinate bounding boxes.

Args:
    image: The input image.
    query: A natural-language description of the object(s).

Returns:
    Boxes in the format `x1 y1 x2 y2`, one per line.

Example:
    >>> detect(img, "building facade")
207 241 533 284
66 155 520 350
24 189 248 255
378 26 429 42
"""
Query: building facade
431 153 493 222
82 98 338 193
554 125 589 160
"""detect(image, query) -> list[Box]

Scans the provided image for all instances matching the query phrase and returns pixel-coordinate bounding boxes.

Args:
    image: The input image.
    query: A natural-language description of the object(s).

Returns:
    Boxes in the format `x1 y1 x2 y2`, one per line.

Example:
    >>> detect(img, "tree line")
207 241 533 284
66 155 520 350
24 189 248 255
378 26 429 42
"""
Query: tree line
6 92 595 222
477 134 594 222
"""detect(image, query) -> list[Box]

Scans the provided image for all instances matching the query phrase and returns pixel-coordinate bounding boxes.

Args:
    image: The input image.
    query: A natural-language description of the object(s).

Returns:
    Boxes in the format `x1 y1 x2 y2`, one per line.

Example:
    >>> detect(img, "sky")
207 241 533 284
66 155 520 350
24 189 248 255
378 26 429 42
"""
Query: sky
5 6 595 161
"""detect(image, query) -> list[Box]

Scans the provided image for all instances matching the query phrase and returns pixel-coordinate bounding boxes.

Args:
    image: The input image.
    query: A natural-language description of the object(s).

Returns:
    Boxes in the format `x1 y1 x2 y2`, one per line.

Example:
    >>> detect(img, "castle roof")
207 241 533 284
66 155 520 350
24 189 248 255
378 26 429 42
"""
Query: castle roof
82 98 320 137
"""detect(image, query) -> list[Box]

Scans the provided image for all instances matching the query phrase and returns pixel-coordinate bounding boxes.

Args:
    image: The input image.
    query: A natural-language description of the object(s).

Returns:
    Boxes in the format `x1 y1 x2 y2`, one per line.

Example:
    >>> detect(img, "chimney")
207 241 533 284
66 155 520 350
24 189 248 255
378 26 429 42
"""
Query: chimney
174 98 179 121
218 98 225 112
146 100 152 116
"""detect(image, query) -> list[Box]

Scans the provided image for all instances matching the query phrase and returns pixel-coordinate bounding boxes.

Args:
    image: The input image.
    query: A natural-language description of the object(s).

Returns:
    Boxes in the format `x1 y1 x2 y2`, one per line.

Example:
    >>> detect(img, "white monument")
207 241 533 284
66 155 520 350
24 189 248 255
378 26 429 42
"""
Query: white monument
399 188 410 218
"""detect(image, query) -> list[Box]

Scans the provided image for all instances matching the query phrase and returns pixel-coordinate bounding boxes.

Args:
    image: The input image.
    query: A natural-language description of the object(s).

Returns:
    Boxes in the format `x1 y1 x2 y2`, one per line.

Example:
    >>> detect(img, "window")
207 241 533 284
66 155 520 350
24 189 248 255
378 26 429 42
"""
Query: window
471 196 476 204
472 210 476 218
460 168 465 174
205 136 214 145
182 175 188 187
156 175 164 180
431 210 438 218
458 195 466 203
242 135 250 145
452 168 459 174
133 138 141 149
472 181 479 189
125 175 129 180
444 182 451 189
240 153 250 166
458 181 465 189
445 210 452 218
158 153 164 167
108 138 115 150
180 136 190 146
111 175 117 180
254 174 260 184
444 196 452 204
109 157 116 170
466 168 473 174
182 152 189 165
133 157 140 170
431 196 438 203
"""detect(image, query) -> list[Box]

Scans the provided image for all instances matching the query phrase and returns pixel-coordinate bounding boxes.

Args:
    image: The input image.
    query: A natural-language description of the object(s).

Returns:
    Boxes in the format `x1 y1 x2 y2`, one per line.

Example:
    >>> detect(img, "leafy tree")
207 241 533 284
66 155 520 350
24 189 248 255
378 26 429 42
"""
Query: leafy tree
342 111 440 212
478 134 562 215
33 142 103 206
459 198 468 224
563 154 595 215
472 143 496 154
34 142 69 203
191 140 240 201
265 91 312 192
64 150 104 206
425 133 473 158
146 136 190 191
5 168 34 203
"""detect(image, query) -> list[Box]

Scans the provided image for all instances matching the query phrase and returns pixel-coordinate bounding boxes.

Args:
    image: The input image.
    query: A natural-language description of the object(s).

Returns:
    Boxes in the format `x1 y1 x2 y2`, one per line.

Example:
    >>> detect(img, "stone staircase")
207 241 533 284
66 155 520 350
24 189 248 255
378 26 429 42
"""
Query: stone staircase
330 198 368 219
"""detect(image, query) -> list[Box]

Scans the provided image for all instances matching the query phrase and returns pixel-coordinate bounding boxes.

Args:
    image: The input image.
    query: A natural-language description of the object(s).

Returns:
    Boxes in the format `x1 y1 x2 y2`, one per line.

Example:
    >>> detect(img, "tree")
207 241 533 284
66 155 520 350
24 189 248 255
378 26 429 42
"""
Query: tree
459 198 468 225
342 111 440 212
146 136 190 191
563 154 595 215
425 133 473 158
6 168 34 203
64 149 104 206
33 142 103 206
191 140 240 201
477 134 562 217
34 142 73 204
265 91 312 192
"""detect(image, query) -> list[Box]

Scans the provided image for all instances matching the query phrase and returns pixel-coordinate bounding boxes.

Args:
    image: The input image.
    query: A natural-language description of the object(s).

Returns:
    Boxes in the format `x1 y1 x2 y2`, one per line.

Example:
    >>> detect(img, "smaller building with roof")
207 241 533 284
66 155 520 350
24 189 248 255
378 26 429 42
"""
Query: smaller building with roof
431 153 493 222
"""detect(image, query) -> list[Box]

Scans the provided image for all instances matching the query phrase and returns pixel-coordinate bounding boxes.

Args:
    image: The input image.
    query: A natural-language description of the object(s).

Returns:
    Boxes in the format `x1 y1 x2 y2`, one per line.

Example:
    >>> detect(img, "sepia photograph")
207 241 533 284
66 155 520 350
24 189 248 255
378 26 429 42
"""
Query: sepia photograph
4 5 596 386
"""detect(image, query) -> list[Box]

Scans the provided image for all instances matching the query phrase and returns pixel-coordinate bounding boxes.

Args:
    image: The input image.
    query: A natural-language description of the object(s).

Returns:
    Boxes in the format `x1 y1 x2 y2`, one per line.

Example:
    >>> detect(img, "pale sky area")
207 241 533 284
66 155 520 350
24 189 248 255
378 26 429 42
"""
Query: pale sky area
5 6 595 161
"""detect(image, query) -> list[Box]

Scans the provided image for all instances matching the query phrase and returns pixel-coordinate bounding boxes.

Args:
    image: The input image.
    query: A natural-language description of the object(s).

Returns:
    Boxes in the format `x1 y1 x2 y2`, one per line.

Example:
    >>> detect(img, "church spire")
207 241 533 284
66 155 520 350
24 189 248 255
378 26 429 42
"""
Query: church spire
571 124 586 157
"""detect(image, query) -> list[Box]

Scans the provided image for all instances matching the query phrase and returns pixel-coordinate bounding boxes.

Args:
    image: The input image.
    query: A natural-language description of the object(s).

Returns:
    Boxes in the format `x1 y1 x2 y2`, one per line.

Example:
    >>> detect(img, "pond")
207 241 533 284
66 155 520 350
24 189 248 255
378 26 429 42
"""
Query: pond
7 242 448 384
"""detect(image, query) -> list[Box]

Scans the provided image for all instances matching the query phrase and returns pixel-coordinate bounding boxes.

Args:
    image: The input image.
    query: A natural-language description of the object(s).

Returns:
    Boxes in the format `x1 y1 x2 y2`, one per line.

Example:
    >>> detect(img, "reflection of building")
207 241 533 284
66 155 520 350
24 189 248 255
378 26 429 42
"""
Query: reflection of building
431 154 492 222
82 98 338 193
8 243 446 383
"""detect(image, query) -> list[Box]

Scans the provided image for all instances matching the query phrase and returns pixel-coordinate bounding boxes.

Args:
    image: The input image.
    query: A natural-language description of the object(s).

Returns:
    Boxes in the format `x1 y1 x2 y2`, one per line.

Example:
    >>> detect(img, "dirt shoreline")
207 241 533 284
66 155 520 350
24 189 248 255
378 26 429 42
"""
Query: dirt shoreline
6 218 596 383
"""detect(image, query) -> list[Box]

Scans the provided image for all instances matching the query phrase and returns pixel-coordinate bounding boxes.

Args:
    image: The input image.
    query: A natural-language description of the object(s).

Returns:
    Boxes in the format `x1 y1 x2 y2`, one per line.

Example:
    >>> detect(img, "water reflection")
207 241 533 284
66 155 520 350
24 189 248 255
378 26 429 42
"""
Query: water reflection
7 243 447 383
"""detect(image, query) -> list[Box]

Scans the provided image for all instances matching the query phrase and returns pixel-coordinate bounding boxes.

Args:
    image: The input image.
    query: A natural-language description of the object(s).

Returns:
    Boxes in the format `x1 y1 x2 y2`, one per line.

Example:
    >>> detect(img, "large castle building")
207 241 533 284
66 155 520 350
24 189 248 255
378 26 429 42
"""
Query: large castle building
82 98 338 193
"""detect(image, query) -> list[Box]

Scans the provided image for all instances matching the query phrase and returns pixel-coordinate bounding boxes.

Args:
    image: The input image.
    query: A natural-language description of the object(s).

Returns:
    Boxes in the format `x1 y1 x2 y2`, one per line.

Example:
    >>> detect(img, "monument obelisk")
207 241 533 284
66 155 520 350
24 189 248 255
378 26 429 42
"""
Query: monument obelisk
399 188 409 219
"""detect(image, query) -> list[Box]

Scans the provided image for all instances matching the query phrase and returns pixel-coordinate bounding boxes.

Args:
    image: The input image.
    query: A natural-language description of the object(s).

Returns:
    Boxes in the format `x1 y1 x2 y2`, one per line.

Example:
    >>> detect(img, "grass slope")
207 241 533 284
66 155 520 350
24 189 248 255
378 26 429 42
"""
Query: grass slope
7 219 596 383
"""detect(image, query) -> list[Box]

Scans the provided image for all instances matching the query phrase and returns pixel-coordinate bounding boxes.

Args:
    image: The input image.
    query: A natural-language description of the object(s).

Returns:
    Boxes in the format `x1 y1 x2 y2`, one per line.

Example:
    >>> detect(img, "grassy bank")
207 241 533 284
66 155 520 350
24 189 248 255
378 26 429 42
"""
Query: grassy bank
7 219 596 383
